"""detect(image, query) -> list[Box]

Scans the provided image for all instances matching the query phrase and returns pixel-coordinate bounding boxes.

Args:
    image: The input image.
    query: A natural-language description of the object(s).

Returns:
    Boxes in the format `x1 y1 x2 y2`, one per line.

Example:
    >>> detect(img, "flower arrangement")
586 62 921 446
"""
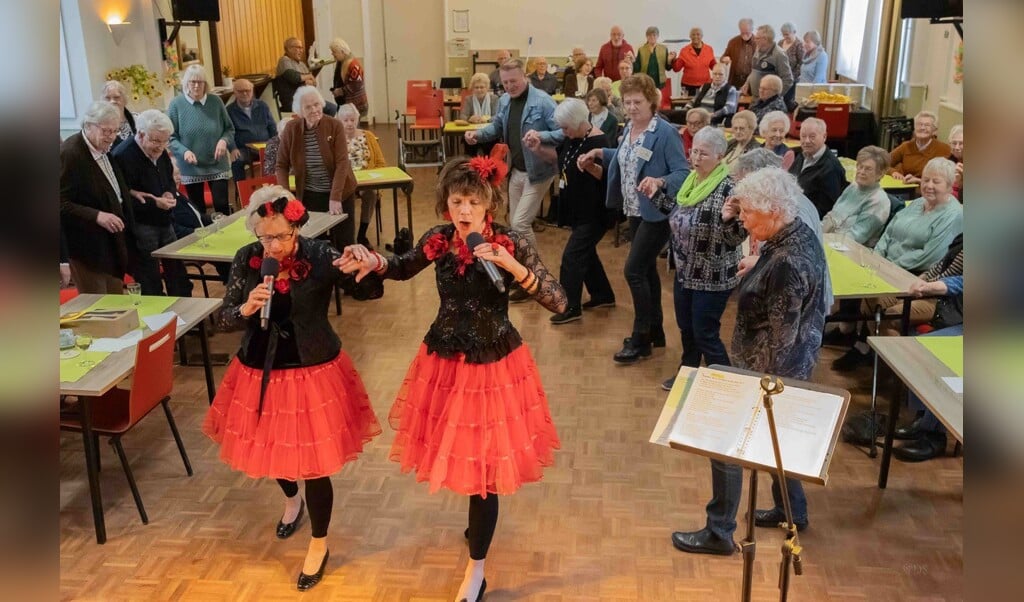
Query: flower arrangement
162 41 181 90
106 64 163 102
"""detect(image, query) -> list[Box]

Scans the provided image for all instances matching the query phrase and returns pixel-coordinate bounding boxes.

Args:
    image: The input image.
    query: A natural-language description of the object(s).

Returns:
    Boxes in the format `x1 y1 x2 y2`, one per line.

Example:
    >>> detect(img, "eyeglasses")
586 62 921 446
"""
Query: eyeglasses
90 124 119 137
256 230 297 245
690 148 714 158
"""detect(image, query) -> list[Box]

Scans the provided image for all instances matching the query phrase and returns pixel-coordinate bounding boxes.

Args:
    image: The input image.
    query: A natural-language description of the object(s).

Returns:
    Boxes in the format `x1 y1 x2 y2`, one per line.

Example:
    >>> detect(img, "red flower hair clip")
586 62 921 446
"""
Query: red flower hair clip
468 156 508 185
283 199 306 222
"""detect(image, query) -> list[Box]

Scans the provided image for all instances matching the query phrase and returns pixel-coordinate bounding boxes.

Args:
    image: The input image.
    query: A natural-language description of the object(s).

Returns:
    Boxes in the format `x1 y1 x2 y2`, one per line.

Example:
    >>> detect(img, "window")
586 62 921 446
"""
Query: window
836 0 884 85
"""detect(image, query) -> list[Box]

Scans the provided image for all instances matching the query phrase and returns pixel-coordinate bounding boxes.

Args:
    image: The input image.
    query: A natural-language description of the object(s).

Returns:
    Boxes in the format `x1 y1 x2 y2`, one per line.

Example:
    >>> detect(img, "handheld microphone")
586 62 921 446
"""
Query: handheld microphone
466 232 506 293
259 257 280 330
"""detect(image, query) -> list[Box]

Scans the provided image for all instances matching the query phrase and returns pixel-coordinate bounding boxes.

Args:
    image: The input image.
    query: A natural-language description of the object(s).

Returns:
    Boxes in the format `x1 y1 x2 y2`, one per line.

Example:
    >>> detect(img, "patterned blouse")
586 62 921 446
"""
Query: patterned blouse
617 116 661 218
348 132 371 171
731 220 826 380
669 177 747 291
382 223 567 364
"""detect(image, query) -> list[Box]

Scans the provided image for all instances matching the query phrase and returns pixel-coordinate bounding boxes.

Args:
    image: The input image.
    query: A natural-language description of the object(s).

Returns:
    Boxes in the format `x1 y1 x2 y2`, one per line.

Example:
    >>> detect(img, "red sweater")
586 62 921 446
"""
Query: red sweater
595 41 635 81
671 43 717 88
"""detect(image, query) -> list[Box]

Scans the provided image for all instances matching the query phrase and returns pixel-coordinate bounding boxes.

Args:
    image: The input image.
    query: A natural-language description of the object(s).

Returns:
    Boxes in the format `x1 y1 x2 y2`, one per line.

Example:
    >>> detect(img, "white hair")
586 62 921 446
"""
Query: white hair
336 103 360 120
135 109 174 135
760 74 784 95
692 127 728 157
739 18 754 28
780 22 796 35
949 124 963 139
804 30 822 46
914 110 939 129
593 76 613 91
759 110 790 135
82 101 121 128
757 24 776 43
801 117 827 135
101 80 129 100
733 166 800 222
688 107 712 125
245 185 296 233
180 64 208 93
329 37 351 57
731 148 783 179
292 85 325 114
922 157 957 187
554 98 591 130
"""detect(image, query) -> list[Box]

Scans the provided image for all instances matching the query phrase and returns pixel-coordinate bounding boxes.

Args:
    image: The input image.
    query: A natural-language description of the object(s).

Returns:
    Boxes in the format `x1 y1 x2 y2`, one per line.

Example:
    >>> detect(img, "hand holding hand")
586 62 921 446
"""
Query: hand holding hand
464 130 479 144
636 176 665 198
522 130 542 152
333 244 381 282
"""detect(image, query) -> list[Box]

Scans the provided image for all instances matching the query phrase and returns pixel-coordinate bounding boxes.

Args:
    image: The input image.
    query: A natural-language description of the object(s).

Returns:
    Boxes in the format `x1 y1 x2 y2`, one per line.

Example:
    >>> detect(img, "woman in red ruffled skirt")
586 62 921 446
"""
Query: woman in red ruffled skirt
203 187 381 591
337 156 568 601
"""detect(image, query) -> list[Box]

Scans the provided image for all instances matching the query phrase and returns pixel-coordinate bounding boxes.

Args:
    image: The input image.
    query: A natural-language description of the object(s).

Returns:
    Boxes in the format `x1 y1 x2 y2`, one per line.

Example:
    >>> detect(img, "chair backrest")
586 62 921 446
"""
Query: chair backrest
412 89 445 128
237 174 278 208
127 319 177 426
406 79 434 115
59 287 79 304
271 77 288 113
885 193 907 228
816 102 850 139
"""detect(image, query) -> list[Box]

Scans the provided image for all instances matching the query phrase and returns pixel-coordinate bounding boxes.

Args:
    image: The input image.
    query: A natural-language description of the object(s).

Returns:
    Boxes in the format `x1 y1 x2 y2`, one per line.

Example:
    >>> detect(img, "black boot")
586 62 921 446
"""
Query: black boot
894 432 947 462
614 334 652 364
357 222 372 248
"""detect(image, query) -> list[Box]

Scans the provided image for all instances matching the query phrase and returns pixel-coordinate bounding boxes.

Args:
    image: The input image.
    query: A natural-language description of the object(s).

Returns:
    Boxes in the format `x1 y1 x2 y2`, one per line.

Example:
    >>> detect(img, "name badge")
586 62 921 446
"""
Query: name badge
636 147 653 162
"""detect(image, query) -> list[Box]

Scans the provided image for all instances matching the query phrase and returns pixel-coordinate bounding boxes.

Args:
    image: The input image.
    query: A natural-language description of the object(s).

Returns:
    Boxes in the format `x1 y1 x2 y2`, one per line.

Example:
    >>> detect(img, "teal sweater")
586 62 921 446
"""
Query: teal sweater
167 94 235 178
875 197 962 274
821 183 891 247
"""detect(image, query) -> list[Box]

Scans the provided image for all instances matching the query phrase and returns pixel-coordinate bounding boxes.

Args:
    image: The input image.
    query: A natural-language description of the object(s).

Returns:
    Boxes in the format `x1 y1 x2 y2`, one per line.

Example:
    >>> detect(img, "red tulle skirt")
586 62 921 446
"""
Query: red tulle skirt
202 352 381 480
388 343 560 497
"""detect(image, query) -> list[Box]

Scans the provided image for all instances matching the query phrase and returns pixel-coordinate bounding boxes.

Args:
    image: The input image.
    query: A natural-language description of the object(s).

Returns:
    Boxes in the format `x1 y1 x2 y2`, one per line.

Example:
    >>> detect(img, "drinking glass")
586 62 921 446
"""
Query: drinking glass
76 335 95 367
126 282 142 305
195 226 211 247
210 212 226 234
859 248 876 289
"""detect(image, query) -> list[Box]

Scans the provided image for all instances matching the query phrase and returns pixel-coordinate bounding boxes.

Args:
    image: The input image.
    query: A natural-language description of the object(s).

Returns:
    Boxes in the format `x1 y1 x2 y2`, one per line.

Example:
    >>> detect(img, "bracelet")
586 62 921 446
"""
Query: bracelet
526 274 541 295
373 252 388 274
516 269 533 286
518 272 535 292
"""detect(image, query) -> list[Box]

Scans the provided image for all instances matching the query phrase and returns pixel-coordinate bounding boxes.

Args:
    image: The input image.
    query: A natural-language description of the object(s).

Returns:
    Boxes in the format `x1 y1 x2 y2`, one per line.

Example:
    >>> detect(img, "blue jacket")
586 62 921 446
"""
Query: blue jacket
601 117 689 222
474 85 565 183
226 99 277 150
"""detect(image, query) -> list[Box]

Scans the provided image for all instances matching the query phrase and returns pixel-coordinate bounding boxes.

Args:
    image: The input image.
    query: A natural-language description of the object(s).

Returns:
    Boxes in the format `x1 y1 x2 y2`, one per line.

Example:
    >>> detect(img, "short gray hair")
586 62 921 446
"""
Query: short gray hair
245 185 296 233
470 72 490 88
101 80 129 100
757 24 776 43
82 101 121 128
646 26 660 37
135 109 174 135
690 27 704 36
692 127 728 157
731 110 757 131
949 124 963 140
739 18 754 28
180 64 208 93
593 76 613 91
337 103 360 120
856 145 890 173
499 58 526 73
760 74 784 95
922 157 957 187
781 23 796 35
731 148 782 179
329 37 351 57
804 30 822 46
733 166 800 223
914 110 939 129
554 98 590 130
758 110 790 135
292 85 325 113
688 107 712 125
801 117 827 135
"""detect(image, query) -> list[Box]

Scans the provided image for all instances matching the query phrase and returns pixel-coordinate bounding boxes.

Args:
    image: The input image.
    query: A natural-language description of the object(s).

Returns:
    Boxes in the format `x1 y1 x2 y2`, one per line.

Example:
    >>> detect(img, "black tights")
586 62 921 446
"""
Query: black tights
184 179 230 215
277 477 333 538
468 494 499 560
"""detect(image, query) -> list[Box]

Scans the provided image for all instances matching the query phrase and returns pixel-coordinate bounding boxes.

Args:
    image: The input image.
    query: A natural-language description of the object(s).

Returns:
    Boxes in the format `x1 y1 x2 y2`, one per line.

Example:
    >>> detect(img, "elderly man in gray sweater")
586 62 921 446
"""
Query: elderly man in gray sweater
739 25 794 102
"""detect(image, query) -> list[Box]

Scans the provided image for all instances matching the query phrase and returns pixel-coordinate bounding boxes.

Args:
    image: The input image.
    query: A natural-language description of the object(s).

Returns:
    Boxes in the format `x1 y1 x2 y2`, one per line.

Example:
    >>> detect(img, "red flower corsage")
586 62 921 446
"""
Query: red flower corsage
423 233 450 261
248 253 312 295
273 278 291 294
468 156 509 185
283 199 306 222
248 255 263 269
288 259 311 280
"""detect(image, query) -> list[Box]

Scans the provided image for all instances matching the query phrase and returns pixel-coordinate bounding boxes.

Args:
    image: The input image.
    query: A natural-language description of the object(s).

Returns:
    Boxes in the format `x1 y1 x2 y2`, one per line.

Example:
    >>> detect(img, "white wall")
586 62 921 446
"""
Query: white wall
442 0 827 58
902 19 962 138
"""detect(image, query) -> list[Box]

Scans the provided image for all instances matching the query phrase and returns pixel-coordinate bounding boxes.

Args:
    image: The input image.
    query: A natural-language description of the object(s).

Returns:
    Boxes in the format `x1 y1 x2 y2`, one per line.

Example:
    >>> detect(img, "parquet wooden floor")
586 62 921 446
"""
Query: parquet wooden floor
60 126 962 601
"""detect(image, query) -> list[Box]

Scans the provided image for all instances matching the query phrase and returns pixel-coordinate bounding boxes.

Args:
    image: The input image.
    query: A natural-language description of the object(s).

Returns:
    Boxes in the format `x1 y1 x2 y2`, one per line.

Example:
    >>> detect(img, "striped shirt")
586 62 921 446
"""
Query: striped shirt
303 127 331 192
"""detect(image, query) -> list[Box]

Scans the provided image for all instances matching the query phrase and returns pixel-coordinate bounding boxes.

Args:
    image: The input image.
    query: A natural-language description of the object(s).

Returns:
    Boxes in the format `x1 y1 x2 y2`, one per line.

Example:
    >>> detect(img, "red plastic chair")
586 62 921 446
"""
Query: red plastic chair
178 182 213 209
411 89 445 131
60 288 80 304
817 102 851 155
236 174 278 208
405 79 434 117
59 319 192 524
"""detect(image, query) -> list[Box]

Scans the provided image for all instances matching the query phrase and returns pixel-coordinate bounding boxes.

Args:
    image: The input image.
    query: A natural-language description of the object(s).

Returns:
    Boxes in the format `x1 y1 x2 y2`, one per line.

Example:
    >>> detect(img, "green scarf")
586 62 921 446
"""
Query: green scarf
676 162 729 206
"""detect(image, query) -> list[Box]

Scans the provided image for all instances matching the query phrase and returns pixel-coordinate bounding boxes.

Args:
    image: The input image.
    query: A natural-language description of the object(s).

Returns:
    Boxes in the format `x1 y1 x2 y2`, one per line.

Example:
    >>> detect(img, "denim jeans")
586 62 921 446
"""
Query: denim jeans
706 460 808 541
559 221 614 309
133 222 190 296
769 476 808 524
624 217 670 338
673 282 732 368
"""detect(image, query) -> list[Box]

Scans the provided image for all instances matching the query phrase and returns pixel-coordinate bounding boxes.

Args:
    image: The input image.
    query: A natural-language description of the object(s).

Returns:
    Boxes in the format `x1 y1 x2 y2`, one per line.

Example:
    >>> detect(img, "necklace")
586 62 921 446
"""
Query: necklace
563 127 593 178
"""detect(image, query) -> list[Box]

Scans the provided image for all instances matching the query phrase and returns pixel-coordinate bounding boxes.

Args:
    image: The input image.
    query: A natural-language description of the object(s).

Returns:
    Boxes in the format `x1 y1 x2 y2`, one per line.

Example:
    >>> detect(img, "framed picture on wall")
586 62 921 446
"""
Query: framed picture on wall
176 25 204 67
452 9 470 33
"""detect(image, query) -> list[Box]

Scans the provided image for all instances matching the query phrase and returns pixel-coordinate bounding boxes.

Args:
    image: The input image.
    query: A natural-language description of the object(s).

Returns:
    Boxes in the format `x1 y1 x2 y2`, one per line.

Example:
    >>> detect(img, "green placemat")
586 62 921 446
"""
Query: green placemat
356 167 411 182
174 217 255 258
918 336 963 377
825 247 900 296
60 351 113 383
84 295 177 328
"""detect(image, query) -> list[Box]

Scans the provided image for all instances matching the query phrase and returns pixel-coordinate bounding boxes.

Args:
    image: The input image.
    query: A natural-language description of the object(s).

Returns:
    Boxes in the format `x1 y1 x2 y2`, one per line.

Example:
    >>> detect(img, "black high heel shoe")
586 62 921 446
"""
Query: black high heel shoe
296 549 329 591
276 499 304 539
459 578 487 601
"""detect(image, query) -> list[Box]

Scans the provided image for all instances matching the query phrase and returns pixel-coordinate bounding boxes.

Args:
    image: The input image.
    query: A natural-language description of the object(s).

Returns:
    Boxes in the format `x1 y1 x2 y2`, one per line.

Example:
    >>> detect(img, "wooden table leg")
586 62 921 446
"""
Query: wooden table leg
79 396 106 543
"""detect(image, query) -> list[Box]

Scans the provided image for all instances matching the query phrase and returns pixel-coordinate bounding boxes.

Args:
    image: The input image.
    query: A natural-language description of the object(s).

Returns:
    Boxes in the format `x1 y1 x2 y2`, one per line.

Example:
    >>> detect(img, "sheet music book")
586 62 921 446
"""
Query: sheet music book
654 366 849 485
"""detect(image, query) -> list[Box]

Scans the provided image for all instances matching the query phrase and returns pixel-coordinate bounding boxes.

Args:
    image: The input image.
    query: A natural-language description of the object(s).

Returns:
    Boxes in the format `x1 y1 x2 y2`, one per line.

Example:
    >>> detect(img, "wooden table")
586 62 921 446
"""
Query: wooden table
442 121 488 157
60 294 222 543
868 336 963 488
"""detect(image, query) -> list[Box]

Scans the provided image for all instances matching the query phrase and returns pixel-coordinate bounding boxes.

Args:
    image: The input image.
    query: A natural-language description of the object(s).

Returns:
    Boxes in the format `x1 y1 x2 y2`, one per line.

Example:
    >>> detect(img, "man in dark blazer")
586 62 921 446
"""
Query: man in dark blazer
60 101 135 294
787 117 847 218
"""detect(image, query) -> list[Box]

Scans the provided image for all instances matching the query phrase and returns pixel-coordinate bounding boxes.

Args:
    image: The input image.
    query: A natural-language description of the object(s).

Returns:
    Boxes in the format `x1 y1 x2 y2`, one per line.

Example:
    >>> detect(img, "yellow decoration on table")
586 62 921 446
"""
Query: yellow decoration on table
805 92 853 105
106 64 163 102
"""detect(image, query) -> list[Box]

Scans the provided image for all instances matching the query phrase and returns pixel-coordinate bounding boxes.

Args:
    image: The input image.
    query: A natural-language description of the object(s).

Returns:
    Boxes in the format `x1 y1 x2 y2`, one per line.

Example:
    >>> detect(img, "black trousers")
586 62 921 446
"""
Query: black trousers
301 189 355 250
624 217 670 339
559 221 614 309
278 477 333 538
467 494 499 561
184 179 230 215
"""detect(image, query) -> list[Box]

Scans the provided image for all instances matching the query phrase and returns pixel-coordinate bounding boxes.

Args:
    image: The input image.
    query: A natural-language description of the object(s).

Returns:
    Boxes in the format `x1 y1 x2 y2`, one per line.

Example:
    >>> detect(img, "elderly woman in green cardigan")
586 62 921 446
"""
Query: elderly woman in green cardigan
167 64 236 215
633 26 677 91
821 145 893 248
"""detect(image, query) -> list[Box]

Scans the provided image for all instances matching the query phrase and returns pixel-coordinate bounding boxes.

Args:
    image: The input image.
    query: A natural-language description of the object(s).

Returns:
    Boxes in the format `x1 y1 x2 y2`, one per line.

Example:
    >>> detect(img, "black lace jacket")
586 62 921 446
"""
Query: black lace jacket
382 223 567 363
215 236 376 368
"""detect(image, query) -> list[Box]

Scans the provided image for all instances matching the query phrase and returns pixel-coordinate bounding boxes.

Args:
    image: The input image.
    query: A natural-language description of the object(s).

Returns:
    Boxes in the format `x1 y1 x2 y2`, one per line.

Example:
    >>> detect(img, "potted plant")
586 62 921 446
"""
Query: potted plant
106 64 164 106
222 65 233 87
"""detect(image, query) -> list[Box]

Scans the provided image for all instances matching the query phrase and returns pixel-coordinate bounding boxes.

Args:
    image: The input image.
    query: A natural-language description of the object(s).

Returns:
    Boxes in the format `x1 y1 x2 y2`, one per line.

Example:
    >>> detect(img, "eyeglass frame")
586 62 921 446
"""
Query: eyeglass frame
256 229 298 245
